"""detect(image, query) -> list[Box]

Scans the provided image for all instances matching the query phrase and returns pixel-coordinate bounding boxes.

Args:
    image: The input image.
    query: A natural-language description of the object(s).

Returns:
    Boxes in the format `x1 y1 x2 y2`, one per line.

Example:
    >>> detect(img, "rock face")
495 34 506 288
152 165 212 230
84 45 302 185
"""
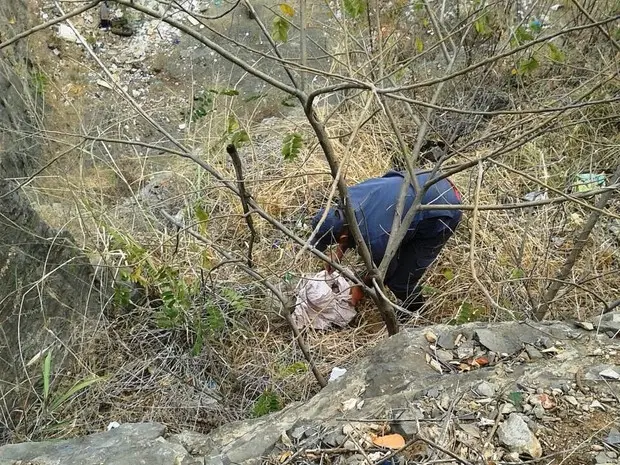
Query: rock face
1 319 619 464
0 423 200 465
0 0 105 428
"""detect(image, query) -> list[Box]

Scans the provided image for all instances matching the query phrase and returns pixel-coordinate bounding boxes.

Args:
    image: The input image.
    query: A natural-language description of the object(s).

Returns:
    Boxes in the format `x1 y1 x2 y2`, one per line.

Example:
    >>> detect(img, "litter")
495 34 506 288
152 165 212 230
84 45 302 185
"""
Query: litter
328 367 347 382
292 270 356 330
573 173 606 193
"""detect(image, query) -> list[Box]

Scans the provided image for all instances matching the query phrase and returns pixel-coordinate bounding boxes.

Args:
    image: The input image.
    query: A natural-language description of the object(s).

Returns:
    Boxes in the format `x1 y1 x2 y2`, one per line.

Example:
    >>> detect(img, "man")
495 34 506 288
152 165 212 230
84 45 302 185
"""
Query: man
310 170 462 321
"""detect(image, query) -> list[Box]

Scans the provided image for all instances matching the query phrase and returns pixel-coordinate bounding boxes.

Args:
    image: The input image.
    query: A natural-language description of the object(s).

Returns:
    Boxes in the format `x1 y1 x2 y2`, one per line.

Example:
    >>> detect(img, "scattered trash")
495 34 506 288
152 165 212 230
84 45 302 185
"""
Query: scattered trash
574 173 606 193
328 367 347 382
56 24 80 43
371 433 405 449
106 421 120 431
523 191 548 202
292 270 356 330
96 79 113 90
550 4 564 11
599 368 620 380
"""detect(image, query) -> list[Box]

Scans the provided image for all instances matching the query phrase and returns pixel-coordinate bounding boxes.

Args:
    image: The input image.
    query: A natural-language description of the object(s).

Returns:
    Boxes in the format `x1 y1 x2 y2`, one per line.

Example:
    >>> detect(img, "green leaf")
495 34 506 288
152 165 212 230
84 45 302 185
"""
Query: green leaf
421 285 439 295
518 56 539 75
442 268 455 281
281 133 303 161
206 303 225 334
279 361 308 376
510 268 525 279
343 0 366 18
192 321 204 356
547 42 566 62
51 375 108 411
513 25 533 44
217 88 239 96
281 95 297 107
474 13 492 37
43 350 52 402
226 115 239 134
194 203 209 235
454 301 485 324
271 16 290 43
279 3 295 16
252 389 281 417
508 391 524 409
414 36 424 53
231 130 250 147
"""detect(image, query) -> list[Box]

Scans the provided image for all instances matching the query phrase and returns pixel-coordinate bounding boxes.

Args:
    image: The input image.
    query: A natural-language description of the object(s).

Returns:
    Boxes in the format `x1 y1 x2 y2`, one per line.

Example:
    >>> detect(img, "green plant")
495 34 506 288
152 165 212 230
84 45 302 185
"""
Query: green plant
252 389 281 417
41 350 107 413
282 133 303 161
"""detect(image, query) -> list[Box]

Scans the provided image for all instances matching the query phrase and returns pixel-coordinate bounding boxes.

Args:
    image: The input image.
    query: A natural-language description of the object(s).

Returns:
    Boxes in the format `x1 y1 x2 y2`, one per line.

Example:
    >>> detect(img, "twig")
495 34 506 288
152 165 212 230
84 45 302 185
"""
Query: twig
470 161 515 318
416 434 475 465
226 144 257 268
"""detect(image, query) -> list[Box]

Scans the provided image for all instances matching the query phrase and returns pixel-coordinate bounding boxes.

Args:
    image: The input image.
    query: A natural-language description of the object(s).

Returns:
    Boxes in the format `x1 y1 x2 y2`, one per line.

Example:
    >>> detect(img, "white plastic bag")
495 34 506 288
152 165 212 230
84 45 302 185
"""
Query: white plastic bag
292 270 356 330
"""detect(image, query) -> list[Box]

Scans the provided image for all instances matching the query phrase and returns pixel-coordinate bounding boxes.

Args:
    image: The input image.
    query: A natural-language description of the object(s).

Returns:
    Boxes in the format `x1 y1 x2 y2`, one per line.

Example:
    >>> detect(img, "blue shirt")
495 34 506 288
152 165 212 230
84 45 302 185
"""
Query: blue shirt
312 171 462 276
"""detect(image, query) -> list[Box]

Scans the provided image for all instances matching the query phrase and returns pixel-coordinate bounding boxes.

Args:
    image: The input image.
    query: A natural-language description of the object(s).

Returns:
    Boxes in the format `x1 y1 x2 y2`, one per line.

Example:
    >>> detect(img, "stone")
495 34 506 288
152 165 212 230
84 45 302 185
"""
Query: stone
533 405 545 419
437 331 458 350
475 328 523 356
564 395 579 407
591 311 620 334
594 452 612 464
392 408 423 438
168 430 212 455
436 349 454 362
0 423 198 465
457 340 475 359
497 414 542 458
604 428 620 446
475 381 497 398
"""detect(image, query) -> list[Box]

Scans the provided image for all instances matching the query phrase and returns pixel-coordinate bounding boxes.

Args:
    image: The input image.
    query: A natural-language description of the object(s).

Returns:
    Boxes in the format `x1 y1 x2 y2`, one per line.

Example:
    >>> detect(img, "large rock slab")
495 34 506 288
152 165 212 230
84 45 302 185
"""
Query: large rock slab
0 423 199 465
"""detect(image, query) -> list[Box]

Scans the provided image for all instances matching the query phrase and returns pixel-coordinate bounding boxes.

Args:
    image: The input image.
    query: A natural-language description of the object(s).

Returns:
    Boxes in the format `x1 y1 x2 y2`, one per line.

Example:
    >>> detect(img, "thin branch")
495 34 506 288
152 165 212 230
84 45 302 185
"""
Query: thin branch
226 144 258 268
535 163 620 320
471 162 516 318
161 210 327 388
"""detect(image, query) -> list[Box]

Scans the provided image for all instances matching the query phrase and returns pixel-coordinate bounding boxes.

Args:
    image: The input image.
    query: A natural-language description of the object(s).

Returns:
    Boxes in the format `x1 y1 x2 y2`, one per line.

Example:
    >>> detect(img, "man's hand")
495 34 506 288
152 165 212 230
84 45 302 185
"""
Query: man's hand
350 285 364 306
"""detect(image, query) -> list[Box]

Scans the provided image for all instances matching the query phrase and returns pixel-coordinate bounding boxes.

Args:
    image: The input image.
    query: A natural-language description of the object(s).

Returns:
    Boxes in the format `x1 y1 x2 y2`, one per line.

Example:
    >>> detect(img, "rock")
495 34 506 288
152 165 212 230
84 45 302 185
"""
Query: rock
168 430 212 455
475 328 524 356
604 428 620 446
576 321 595 331
533 405 545 419
591 311 620 334
594 451 612 464
56 23 80 43
497 414 542 458
459 423 482 439
564 395 579 407
457 340 475 359
0 423 199 465
437 331 458 350
475 381 497 398
392 408 423 438
436 349 454 363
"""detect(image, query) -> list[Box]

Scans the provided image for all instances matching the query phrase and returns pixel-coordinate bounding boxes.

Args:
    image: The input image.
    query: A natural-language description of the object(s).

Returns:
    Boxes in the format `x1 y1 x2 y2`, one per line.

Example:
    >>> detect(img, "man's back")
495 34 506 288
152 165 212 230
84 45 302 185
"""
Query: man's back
347 171 461 265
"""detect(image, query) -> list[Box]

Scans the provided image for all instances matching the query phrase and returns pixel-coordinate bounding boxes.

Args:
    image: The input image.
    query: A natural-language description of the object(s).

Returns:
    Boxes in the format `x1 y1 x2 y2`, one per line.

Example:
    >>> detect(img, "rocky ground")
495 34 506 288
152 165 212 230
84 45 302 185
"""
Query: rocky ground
1 315 619 465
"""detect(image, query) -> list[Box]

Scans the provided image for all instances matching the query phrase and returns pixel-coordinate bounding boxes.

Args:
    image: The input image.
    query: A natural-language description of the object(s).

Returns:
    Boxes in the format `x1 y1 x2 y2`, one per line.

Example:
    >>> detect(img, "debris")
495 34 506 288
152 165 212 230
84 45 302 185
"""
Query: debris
56 24 80 43
574 173 606 193
529 393 555 409
550 4 563 10
576 321 595 331
328 367 347 382
107 421 121 431
425 330 438 343
523 191 547 202
97 79 113 90
371 433 405 449
459 423 482 439
497 413 543 458
604 428 620 446
599 368 620 380
341 398 360 411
